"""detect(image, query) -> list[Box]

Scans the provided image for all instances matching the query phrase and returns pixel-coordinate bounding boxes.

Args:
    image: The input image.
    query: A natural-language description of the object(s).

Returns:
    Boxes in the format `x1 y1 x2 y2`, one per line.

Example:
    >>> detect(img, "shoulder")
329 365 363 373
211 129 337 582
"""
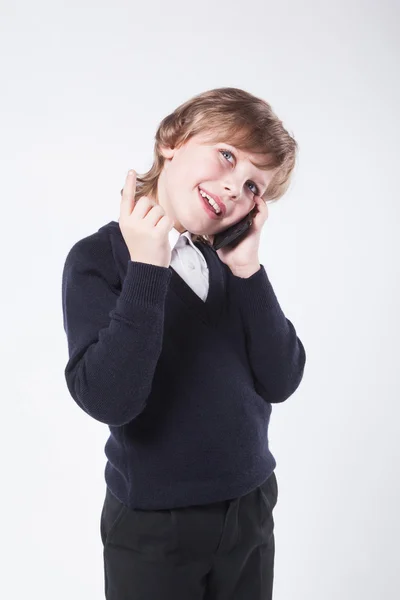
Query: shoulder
63 221 121 289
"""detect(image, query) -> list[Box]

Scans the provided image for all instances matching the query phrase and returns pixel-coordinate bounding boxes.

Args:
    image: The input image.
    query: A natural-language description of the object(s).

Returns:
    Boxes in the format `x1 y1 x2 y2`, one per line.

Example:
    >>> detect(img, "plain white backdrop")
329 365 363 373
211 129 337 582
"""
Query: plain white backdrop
1 0 399 598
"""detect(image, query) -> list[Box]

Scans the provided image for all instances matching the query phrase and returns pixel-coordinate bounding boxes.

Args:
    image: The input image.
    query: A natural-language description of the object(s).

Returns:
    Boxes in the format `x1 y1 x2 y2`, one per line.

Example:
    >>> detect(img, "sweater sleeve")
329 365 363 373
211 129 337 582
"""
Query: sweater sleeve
229 264 306 403
61 234 172 426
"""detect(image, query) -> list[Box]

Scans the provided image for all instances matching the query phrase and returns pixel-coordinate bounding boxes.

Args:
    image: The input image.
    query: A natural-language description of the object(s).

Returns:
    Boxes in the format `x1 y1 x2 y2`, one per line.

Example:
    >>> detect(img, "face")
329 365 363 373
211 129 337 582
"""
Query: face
155 131 276 235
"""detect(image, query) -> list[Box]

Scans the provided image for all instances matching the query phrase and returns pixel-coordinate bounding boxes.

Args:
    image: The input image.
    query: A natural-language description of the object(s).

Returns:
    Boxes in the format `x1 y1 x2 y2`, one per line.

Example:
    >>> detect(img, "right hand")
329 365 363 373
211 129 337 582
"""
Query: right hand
119 170 174 268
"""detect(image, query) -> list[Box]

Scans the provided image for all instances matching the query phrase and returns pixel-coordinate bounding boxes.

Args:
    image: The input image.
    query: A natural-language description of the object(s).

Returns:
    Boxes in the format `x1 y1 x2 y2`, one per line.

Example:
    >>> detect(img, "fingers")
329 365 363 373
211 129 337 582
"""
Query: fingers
120 170 136 217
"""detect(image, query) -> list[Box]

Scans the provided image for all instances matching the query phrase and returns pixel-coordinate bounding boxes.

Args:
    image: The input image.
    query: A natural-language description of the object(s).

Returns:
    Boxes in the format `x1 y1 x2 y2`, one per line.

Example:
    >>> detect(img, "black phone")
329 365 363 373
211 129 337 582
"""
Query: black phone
211 207 257 251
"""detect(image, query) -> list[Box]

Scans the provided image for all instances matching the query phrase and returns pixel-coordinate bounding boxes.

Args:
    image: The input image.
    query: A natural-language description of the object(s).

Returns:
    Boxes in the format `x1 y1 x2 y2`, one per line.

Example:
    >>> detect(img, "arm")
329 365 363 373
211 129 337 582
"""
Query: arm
61 235 172 426
229 264 306 403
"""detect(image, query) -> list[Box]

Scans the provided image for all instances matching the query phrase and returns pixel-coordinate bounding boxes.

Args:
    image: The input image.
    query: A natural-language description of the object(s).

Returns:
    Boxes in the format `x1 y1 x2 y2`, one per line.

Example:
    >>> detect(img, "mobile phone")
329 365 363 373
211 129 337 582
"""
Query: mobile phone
211 207 256 251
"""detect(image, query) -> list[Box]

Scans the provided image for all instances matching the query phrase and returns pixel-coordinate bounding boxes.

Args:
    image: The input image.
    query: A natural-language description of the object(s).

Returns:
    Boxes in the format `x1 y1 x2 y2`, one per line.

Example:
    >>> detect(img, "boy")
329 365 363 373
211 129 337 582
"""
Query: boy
62 86 306 599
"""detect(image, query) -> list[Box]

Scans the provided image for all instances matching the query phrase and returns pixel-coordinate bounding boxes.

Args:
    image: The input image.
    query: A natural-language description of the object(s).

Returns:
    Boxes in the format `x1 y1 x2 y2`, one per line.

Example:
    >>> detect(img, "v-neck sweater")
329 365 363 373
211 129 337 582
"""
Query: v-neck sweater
61 220 306 510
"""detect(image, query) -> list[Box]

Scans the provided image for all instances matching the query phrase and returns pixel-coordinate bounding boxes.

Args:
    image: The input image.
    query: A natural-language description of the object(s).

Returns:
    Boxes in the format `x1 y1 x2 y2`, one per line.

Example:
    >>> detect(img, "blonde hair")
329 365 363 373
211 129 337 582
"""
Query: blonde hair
127 87 298 246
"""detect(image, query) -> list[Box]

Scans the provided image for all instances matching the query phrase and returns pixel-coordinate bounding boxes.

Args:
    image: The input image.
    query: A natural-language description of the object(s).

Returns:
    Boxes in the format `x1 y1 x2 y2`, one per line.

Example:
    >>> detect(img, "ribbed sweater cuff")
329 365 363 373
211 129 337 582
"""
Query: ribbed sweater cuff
230 264 286 321
115 260 172 318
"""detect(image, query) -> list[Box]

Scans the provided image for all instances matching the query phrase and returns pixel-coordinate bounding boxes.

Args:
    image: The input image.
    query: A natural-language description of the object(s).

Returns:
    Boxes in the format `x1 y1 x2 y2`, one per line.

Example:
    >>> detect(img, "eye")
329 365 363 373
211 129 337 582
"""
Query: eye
219 149 260 195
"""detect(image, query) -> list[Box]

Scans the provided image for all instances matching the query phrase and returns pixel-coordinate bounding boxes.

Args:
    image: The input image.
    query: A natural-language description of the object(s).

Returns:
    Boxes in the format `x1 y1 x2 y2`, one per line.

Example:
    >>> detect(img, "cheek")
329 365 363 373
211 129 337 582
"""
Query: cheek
232 204 255 224
194 157 223 183
166 161 187 189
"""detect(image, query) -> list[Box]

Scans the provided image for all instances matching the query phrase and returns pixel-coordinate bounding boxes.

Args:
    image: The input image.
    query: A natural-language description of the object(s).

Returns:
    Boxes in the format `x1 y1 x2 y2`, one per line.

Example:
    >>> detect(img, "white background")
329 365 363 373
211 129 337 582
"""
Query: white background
1 0 399 598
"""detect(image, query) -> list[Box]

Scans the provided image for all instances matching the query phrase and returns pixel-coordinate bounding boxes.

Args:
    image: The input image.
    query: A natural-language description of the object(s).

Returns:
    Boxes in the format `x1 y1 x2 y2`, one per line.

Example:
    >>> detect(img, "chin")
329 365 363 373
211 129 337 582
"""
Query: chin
181 209 217 239
180 219 208 237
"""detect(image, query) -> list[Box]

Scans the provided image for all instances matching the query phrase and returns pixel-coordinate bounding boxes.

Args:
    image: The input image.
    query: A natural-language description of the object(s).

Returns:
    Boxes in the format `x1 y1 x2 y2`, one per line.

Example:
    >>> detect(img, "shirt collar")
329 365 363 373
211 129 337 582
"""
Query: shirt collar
168 227 195 251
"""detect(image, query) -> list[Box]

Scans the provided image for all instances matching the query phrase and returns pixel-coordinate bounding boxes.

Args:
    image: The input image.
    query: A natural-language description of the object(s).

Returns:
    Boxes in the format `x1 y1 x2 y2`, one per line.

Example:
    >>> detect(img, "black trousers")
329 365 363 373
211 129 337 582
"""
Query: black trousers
100 471 278 599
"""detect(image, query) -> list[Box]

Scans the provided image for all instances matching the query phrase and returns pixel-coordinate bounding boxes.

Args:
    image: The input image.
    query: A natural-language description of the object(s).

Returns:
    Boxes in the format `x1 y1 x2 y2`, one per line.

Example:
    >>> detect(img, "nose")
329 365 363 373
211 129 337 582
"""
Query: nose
223 184 239 201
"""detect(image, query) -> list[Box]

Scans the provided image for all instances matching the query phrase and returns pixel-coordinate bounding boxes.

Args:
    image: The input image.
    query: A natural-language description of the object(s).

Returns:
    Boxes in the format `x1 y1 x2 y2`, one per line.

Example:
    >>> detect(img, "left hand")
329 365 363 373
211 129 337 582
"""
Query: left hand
212 194 269 269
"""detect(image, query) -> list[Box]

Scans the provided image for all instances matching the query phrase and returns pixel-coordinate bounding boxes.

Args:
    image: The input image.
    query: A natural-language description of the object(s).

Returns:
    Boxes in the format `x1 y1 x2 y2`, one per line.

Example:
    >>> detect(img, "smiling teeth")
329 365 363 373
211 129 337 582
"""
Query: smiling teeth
199 189 221 214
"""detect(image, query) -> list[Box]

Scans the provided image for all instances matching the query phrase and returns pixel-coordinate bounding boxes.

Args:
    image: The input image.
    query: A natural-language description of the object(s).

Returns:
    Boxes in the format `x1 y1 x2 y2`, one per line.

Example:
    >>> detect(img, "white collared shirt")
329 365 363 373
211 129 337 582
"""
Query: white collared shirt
168 228 209 302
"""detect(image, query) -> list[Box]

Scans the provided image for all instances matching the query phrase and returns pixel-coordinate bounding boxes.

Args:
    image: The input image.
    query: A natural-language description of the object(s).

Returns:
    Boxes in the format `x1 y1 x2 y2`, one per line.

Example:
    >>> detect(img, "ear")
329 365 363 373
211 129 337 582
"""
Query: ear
159 144 175 159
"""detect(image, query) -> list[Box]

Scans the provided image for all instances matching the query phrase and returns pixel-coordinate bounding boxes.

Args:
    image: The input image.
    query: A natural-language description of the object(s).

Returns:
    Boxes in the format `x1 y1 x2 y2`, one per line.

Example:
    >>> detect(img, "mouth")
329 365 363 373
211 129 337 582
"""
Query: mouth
198 187 226 219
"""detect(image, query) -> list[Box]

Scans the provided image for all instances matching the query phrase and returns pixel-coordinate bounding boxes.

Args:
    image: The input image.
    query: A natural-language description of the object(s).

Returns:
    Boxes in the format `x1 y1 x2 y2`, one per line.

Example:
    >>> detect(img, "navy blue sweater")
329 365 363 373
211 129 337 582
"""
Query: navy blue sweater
61 220 306 510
